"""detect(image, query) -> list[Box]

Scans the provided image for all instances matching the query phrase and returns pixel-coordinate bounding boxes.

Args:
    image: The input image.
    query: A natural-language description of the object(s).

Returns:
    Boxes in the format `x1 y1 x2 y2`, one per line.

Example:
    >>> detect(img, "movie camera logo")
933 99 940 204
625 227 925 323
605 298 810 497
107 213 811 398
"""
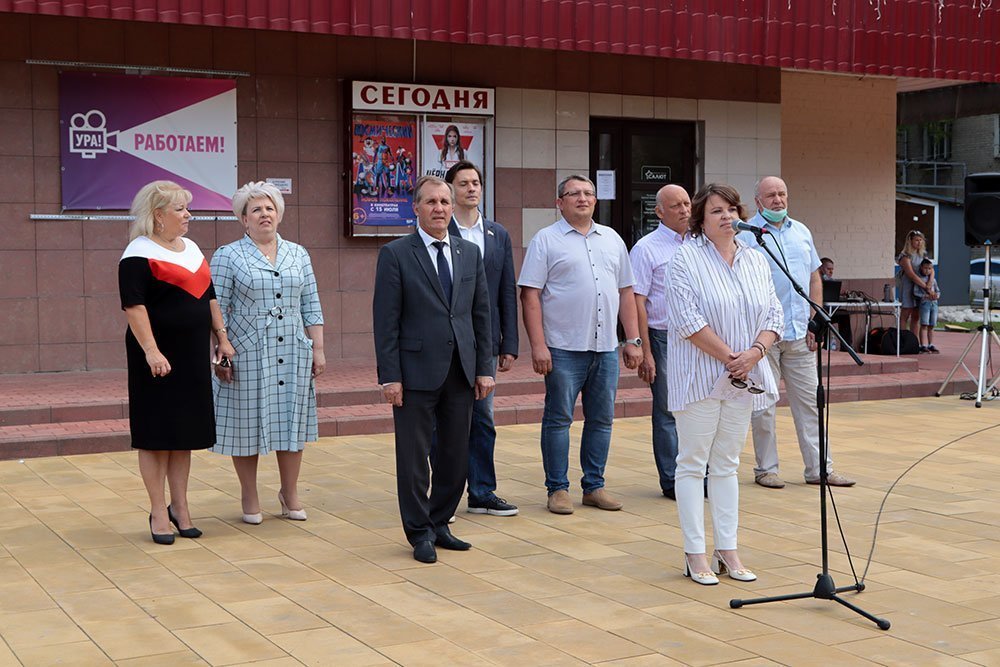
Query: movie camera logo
68 110 120 159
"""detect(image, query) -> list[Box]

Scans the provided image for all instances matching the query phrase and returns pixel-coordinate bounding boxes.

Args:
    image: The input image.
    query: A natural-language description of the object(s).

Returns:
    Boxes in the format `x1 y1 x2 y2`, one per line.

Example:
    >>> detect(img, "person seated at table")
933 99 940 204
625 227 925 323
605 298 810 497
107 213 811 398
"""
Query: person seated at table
820 257 853 349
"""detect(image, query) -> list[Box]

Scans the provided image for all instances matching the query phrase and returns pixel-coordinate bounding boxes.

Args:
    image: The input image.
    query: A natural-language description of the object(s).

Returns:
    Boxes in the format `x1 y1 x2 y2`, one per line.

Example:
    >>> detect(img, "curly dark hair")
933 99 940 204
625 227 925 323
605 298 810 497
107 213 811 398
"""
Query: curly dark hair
689 183 746 237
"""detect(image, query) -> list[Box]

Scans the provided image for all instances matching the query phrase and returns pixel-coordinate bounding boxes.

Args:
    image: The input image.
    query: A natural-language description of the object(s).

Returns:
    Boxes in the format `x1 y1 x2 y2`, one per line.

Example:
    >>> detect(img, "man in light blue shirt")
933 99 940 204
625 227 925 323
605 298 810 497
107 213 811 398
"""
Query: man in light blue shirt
737 177 855 489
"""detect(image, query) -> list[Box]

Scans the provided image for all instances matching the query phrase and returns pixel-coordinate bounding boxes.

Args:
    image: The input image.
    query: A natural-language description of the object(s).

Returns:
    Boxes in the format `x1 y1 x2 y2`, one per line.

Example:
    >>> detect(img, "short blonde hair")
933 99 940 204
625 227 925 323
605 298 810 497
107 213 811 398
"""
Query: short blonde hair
232 181 285 221
128 181 192 241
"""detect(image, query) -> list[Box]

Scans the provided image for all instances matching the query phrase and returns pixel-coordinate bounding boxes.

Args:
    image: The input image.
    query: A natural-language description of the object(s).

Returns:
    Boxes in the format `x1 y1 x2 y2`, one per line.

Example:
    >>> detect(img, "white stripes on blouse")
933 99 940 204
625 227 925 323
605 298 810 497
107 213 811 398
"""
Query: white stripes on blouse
665 235 784 412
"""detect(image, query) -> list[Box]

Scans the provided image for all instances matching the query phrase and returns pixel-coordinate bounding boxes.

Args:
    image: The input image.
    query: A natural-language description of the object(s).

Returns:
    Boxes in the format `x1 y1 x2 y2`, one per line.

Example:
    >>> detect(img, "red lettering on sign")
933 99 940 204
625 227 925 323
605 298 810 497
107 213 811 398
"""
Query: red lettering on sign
454 89 469 108
412 87 430 106
431 89 450 110
473 91 488 109
361 85 377 104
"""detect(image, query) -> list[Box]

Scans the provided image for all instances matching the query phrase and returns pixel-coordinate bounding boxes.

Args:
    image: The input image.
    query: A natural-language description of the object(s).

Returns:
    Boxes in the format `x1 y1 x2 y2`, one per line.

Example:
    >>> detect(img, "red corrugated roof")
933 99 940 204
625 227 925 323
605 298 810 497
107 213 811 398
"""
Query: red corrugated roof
4 0 999 82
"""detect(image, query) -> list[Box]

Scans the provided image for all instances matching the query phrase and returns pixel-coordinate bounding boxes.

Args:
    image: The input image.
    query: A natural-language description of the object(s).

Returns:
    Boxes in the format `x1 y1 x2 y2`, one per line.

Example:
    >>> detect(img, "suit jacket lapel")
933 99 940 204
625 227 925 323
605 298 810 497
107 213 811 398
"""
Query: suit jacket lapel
409 233 449 307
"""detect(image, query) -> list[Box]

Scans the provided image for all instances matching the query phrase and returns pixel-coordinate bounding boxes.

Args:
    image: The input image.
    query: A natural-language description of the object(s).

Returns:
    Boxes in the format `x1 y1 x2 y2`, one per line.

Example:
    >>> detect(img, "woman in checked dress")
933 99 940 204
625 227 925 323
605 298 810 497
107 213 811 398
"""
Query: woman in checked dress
211 181 325 524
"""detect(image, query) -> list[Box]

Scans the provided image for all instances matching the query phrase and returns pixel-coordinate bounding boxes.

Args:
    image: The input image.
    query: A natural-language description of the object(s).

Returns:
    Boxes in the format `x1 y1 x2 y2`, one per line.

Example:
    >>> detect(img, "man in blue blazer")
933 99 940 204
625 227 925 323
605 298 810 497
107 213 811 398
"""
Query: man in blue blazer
373 176 495 563
445 161 520 517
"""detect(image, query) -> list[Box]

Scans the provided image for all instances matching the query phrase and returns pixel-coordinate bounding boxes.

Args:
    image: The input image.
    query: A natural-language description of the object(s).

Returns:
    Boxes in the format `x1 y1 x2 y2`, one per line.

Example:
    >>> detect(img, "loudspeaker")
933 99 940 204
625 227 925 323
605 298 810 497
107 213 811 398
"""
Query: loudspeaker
965 173 1000 246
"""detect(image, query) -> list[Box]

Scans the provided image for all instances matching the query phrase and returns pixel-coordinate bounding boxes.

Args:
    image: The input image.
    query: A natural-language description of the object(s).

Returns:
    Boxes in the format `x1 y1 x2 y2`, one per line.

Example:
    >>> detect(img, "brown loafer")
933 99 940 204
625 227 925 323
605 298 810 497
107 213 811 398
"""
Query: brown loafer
581 488 623 511
547 489 574 514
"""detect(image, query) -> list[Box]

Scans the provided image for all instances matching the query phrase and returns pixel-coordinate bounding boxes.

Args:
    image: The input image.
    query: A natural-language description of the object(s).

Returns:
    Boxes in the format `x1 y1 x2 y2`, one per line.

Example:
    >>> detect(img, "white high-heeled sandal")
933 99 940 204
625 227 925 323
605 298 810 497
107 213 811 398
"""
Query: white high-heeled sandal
712 550 757 582
278 491 307 521
684 554 719 586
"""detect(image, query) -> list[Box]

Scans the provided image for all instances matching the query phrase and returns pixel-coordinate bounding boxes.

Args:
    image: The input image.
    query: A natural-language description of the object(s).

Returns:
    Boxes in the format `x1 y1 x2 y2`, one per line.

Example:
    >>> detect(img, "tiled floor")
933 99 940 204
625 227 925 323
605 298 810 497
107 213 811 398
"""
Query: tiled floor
1 396 999 665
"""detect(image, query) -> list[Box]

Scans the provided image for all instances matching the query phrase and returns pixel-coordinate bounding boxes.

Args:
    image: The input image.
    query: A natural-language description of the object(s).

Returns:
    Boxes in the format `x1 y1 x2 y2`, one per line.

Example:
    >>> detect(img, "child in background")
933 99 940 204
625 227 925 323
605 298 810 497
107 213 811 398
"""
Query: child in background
913 258 940 353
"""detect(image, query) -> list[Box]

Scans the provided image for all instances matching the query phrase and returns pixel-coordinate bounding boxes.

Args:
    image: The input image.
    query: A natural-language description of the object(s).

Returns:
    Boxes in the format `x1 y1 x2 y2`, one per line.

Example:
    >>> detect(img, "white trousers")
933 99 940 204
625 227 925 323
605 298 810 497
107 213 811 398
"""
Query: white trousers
751 337 833 481
674 397 752 554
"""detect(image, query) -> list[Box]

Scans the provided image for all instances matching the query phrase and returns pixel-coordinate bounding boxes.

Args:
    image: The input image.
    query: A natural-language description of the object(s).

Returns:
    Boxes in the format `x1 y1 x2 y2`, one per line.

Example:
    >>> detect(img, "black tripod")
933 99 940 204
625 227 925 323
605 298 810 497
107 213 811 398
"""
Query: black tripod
730 232 891 631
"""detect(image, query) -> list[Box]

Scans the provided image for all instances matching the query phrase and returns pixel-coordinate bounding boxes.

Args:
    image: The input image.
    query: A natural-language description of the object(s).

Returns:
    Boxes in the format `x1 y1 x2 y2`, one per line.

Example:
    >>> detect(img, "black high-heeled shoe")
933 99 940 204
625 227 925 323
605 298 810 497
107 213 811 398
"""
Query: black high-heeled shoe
167 505 202 539
149 514 175 545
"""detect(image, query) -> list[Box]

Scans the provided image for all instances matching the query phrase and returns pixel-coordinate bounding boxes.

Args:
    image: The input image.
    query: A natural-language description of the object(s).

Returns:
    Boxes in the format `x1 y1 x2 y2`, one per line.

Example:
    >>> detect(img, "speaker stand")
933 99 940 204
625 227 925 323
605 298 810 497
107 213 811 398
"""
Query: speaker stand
937 244 1000 406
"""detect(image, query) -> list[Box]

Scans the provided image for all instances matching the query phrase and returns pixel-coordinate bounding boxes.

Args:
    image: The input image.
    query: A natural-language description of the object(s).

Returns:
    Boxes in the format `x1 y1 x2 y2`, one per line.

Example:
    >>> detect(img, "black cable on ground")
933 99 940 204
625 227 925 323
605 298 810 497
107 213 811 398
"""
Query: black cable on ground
857 421 1000 584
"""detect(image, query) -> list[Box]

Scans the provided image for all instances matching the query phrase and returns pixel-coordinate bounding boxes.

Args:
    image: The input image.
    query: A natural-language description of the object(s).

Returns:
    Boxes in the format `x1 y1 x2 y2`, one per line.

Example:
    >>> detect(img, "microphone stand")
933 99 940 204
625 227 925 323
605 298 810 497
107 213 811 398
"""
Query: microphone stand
729 229 890 631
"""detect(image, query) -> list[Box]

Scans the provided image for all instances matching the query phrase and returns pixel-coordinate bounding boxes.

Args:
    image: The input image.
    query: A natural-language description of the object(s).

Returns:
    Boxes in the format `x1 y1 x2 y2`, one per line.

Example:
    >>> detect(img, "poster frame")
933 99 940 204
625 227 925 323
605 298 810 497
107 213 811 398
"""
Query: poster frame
344 80 495 238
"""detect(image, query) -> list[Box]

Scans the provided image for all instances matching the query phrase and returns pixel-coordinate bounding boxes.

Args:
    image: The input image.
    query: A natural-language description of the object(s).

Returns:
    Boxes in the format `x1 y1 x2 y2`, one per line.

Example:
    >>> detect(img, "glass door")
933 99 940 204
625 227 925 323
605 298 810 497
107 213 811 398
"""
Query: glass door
590 118 698 248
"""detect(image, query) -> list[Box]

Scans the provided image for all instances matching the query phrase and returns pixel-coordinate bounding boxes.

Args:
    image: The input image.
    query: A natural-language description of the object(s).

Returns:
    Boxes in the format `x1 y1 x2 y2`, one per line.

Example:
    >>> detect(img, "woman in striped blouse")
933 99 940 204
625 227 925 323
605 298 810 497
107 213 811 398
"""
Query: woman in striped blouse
666 183 784 586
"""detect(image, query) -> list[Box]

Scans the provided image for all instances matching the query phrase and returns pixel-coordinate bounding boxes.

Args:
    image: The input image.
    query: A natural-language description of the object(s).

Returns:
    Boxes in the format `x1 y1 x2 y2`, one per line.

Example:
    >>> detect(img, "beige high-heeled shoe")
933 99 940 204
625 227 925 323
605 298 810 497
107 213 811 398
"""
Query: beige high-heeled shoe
278 491 307 521
712 550 757 582
684 554 719 586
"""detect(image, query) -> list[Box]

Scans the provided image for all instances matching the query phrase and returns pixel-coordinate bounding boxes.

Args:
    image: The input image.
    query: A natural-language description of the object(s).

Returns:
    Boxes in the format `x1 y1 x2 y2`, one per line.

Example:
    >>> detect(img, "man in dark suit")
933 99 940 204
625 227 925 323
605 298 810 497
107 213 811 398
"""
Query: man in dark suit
373 175 495 564
444 161 519 517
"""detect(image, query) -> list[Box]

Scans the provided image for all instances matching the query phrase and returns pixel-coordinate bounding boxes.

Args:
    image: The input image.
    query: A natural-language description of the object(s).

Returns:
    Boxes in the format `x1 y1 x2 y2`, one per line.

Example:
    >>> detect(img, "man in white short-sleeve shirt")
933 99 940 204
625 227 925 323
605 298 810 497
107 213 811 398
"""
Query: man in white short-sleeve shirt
518 174 643 515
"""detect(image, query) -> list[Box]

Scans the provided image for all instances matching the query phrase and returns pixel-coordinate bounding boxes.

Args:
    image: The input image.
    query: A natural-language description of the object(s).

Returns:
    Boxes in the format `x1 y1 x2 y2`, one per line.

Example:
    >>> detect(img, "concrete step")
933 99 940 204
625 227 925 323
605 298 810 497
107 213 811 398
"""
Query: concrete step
0 372 978 461
0 352 918 428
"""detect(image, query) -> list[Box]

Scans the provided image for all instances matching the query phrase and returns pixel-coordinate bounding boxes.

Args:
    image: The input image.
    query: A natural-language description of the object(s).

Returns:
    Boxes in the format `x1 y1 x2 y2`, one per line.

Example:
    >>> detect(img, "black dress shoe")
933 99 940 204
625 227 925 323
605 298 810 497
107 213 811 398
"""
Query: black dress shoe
662 486 676 500
413 540 437 563
435 528 472 551
149 514 175 545
167 505 202 538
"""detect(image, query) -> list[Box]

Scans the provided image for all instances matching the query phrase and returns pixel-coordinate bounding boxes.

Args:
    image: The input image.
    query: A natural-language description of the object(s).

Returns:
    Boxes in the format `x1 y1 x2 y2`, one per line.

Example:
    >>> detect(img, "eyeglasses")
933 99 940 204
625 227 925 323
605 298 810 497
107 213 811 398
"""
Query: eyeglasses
559 190 596 199
730 375 764 394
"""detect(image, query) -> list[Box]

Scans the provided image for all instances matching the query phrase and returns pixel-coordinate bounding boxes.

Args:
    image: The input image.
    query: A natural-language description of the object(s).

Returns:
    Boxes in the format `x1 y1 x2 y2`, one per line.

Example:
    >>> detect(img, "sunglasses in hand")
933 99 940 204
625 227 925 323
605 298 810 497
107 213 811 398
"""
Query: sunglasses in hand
729 375 764 394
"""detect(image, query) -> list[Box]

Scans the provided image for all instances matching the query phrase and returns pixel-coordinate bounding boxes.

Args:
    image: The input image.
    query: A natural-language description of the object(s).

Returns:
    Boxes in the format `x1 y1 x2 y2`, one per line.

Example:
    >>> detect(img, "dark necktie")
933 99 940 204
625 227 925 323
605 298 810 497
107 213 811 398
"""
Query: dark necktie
432 240 452 304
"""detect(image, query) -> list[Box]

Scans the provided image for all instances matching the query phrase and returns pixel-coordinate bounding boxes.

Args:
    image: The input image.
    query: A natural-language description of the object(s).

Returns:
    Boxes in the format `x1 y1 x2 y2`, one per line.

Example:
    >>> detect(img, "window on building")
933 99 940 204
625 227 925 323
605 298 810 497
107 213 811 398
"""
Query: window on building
921 120 952 161
993 115 1000 159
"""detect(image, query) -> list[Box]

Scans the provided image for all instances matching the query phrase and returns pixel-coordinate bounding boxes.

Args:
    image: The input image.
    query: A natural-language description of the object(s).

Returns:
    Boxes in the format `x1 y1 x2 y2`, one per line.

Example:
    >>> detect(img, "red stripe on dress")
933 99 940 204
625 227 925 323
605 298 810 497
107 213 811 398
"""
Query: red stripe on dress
148 258 212 298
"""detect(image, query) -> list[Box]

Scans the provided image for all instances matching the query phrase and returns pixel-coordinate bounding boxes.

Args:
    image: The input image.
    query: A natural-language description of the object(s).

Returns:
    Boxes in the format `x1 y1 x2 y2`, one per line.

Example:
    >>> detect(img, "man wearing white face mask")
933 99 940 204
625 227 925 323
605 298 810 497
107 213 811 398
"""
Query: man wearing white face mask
736 177 855 489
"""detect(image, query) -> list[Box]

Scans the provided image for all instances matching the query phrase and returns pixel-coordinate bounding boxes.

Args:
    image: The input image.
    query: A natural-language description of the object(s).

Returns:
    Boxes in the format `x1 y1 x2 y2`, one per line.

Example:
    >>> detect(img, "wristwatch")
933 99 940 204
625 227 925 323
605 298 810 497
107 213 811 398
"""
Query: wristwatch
624 337 642 347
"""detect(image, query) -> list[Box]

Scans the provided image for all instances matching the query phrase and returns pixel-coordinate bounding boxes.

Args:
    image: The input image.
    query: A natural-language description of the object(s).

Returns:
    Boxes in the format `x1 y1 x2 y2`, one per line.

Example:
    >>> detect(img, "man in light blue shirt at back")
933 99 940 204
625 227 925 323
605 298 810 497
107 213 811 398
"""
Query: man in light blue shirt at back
737 176 855 489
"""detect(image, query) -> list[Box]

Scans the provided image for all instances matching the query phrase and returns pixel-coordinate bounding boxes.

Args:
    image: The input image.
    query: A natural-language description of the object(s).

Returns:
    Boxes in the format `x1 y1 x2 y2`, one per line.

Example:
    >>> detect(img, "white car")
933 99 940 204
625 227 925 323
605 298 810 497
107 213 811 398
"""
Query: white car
969 258 1000 305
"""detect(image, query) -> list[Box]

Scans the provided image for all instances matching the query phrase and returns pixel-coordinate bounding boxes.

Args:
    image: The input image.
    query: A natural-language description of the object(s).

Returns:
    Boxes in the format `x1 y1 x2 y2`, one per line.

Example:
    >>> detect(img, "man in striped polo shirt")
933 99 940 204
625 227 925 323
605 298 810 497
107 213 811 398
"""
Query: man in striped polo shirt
629 184 691 500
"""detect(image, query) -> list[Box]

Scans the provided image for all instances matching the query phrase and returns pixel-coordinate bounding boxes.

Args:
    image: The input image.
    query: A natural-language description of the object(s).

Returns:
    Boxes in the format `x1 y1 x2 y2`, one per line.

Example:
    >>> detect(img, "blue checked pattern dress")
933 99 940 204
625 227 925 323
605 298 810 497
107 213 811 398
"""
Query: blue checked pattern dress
210 234 323 455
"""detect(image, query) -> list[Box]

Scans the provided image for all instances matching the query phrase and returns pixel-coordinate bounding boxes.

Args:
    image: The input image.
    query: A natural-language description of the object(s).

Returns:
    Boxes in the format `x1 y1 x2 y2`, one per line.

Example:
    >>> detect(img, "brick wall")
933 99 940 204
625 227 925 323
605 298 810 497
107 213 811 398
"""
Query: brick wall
780 71 897 282
1 12 897 373
952 114 1000 174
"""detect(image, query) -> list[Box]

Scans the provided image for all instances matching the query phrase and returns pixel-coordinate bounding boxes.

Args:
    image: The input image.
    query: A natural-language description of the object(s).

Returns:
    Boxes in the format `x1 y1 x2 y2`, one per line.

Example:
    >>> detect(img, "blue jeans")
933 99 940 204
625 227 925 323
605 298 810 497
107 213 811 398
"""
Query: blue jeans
919 300 938 327
647 328 678 493
467 357 499 503
541 348 619 494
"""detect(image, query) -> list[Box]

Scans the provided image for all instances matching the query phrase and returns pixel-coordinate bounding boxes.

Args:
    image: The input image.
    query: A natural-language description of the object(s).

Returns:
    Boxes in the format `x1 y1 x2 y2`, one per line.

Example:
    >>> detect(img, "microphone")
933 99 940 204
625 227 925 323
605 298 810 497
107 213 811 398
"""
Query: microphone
731 219 769 236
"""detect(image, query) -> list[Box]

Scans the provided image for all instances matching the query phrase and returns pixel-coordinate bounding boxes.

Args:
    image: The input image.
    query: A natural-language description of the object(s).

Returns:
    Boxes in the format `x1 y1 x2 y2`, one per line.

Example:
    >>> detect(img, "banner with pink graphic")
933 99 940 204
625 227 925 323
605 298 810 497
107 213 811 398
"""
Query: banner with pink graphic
59 72 237 210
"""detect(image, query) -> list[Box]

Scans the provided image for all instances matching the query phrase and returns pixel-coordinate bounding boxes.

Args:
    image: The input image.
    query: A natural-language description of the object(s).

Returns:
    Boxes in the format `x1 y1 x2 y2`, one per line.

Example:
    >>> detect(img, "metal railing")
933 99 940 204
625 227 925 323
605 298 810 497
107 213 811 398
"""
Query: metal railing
896 159 967 200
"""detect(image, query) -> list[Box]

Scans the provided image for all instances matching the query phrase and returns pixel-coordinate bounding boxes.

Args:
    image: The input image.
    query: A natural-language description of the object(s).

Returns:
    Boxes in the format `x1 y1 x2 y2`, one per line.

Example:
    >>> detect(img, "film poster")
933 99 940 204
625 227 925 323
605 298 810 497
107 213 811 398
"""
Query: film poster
350 115 418 226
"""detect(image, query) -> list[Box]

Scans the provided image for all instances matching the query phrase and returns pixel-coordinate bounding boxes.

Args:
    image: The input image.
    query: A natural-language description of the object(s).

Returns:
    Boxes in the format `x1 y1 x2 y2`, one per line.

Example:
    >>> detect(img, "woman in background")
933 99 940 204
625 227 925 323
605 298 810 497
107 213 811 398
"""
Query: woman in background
897 230 929 335
212 181 325 524
119 181 233 544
